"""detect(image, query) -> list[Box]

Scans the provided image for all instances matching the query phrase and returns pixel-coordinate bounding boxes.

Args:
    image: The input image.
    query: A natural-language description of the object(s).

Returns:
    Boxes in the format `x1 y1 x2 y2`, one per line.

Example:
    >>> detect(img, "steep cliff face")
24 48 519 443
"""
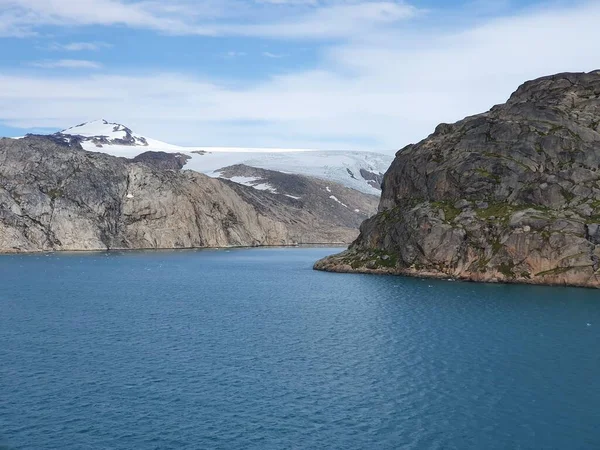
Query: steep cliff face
0 136 375 253
315 71 600 288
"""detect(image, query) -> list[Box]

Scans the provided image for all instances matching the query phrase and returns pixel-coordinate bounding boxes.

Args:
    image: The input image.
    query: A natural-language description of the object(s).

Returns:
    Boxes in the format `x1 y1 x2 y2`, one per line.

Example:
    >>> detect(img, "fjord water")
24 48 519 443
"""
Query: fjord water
1 248 599 450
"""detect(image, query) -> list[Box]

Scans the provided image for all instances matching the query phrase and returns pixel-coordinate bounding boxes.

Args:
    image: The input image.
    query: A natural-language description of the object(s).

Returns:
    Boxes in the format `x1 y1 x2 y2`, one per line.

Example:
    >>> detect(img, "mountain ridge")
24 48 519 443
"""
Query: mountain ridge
49 119 393 195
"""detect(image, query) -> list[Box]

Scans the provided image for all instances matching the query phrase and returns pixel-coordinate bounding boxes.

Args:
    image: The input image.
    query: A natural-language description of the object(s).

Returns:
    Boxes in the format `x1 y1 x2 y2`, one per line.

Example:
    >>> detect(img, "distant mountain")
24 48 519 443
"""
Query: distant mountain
216 164 378 227
60 119 149 147
55 119 393 195
0 135 379 253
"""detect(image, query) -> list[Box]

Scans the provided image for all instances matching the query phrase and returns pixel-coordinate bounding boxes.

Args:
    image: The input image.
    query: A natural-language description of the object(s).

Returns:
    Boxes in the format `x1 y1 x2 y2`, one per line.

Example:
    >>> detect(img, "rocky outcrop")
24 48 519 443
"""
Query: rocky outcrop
315 71 600 288
0 136 377 253
216 164 377 229
132 151 191 170
359 168 385 189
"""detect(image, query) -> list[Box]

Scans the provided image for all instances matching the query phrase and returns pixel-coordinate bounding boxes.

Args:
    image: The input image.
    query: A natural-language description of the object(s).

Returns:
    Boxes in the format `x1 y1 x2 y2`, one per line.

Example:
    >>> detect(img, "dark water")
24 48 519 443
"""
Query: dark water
1 248 599 450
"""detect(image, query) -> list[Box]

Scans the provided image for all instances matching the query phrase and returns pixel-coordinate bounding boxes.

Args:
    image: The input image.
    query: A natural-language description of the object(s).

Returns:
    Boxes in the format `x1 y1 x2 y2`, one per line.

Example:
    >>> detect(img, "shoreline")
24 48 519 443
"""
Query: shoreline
314 255 600 290
0 243 349 257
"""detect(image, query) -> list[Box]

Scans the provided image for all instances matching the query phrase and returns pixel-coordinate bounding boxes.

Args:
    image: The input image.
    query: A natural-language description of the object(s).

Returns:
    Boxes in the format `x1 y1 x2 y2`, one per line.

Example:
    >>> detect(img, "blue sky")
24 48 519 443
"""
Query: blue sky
0 0 597 151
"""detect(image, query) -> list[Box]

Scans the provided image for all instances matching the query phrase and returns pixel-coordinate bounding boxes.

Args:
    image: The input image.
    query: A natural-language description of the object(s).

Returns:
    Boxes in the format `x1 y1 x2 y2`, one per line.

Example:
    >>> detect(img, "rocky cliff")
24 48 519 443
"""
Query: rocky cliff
0 136 377 253
315 71 600 288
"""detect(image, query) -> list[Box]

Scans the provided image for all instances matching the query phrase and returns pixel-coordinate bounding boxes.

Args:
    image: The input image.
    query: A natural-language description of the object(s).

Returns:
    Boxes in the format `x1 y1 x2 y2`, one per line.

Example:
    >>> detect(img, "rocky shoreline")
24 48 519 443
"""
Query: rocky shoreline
314 249 600 289
315 71 600 288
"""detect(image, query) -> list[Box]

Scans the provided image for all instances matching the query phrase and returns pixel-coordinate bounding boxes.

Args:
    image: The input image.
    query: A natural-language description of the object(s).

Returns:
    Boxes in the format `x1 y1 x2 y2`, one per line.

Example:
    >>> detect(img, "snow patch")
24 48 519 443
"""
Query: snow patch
329 195 348 208
62 119 127 139
285 194 301 200
229 176 260 185
326 186 332 193
221 176 278 194
252 183 277 193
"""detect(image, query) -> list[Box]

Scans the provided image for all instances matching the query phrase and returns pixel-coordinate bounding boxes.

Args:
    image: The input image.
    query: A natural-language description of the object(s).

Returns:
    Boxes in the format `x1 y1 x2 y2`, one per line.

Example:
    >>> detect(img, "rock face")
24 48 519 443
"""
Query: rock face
0 136 377 253
132 151 191 170
359 168 385 189
315 71 600 288
216 164 377 229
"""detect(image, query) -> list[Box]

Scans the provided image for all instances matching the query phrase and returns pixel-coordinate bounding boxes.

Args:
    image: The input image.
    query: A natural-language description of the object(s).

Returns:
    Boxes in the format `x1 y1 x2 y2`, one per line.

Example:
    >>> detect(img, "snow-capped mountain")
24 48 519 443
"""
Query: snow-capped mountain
55 119 394 195
60 119 149 147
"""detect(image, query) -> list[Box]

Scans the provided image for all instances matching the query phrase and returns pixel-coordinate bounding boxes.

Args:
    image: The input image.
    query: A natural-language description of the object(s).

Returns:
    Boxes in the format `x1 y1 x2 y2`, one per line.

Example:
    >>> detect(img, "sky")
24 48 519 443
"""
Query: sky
0 0 598 152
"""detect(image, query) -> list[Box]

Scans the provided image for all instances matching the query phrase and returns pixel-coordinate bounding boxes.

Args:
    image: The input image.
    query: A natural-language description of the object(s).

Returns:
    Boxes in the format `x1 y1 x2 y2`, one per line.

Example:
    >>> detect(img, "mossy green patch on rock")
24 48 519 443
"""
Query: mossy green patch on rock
491 238 503 254
561 188 575 203
536 266 577 277
475 168 501 183
431 201 461 223
498 262 516 278
47 188 63 200
371 249 398 268
476 202 516 221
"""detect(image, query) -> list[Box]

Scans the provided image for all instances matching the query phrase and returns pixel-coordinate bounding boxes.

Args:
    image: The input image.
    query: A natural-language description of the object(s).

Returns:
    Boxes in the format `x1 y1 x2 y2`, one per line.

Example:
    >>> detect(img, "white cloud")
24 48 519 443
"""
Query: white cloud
27 59 103 69
46 41 112 51
223 2 419 39
0 0 217 36
253 0 319 4
0 14 36 37
0 0 418 38
0 1 599 151
262 52 285 58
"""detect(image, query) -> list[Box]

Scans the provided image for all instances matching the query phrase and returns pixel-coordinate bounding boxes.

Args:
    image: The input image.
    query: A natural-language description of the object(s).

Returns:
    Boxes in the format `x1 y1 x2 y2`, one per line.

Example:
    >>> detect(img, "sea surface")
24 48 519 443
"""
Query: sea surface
1 247 599 450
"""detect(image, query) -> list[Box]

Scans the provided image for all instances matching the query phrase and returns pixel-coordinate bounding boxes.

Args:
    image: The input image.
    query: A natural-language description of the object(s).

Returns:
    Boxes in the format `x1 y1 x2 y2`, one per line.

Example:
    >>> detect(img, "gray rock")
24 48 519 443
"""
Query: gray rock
132 151 190 170
587 224 600 245
359 168 385 189
454 199 470 209
0 136 379 253
215 164 378 230
316 71 600 288
509 209 550 229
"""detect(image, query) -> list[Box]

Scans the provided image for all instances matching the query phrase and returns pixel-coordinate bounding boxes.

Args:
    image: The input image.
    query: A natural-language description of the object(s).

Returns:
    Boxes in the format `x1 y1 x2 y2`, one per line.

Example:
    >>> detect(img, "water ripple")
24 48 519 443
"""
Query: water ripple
1 248 599 449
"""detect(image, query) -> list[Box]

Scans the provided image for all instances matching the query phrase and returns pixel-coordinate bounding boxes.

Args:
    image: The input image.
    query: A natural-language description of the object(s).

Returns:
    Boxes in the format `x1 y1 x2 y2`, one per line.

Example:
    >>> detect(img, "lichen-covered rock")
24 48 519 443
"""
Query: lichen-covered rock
315 71 600 288
0 136 377 253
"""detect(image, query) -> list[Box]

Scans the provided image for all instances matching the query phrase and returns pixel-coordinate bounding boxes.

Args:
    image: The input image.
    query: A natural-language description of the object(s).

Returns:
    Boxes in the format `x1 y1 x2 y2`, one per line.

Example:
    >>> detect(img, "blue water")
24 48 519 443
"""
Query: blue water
1 248 599 450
